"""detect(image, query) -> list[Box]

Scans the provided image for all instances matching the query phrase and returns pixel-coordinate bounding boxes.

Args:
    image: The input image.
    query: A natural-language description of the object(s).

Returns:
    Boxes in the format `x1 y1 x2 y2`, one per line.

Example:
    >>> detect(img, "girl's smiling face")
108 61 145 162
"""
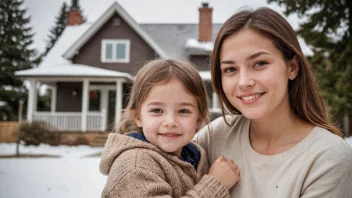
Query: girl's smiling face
134 78 202 157
220 28 299 120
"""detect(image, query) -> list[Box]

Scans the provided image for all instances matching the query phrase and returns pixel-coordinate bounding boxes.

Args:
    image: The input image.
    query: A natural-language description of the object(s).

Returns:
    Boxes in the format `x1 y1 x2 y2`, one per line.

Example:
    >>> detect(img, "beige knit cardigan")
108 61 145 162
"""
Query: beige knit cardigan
99 133 230 198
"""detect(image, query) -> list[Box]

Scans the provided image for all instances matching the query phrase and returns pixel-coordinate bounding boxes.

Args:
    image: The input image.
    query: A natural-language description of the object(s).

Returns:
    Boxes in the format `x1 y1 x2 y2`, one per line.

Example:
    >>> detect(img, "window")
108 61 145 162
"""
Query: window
101 39 130 63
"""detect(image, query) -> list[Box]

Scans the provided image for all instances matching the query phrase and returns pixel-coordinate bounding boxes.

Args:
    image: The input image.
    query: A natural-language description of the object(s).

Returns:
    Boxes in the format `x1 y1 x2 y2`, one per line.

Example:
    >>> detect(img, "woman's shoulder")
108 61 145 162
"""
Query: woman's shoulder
311 127 351 148
307 127 352 161
300 127 352 196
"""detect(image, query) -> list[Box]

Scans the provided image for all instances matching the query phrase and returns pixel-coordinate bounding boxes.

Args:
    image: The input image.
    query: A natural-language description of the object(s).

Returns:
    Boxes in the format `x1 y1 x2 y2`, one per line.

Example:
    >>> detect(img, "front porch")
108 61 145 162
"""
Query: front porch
27 79 130 132
15 64 134 132
16 65 223 133
33 111 107 131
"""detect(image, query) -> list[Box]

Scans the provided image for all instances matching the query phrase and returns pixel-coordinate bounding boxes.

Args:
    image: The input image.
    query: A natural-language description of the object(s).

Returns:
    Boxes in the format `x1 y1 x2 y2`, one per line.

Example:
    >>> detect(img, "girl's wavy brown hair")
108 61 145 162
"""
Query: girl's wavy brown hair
115 59 209 134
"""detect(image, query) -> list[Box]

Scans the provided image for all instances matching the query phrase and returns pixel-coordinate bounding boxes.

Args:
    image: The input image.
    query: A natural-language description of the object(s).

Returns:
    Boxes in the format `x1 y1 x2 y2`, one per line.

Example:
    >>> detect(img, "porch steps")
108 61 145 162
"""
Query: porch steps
90 133 109 147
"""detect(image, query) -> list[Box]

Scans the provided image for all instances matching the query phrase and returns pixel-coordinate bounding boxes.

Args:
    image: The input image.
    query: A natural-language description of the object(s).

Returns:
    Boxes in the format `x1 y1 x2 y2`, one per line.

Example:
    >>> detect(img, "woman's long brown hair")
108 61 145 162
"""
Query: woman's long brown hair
210 7 343 137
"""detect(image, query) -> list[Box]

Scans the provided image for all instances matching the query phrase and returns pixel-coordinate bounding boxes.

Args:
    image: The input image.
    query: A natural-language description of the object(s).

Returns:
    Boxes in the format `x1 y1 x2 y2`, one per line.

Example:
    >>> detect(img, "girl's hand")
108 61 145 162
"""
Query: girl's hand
208 156 240 190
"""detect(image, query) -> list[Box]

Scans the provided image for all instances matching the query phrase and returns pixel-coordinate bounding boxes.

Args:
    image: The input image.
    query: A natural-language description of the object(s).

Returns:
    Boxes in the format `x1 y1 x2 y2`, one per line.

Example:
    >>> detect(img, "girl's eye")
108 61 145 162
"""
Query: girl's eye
179 109 191 115
222 67 237 73
254 61 268 67
150 108 163 114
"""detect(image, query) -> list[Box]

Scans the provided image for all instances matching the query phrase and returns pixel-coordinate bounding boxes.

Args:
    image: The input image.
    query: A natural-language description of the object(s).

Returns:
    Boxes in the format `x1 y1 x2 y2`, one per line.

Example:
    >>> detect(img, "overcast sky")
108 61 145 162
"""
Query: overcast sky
23 0 302 54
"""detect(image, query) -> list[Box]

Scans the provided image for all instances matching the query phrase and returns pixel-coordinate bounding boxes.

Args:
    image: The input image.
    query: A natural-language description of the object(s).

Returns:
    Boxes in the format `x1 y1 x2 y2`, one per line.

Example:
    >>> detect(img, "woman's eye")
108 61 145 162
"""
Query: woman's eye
223 67 237 73
254 61 268 67
179 109 191 115
150 108 163 114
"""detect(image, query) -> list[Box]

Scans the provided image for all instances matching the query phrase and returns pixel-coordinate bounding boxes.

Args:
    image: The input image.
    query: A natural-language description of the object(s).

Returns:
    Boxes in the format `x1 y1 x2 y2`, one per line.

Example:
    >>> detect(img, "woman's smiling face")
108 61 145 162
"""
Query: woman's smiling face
220 28 297 120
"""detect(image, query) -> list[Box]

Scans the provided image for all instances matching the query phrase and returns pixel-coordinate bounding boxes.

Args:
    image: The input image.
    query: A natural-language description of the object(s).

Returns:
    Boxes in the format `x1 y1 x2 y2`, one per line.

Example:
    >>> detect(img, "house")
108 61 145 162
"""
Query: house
15 2 223 134
15 1 314 135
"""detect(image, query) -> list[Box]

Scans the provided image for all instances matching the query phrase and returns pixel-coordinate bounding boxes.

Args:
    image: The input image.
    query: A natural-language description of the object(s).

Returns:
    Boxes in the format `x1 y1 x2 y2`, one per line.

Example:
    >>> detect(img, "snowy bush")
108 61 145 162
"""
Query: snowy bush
19 121 60 145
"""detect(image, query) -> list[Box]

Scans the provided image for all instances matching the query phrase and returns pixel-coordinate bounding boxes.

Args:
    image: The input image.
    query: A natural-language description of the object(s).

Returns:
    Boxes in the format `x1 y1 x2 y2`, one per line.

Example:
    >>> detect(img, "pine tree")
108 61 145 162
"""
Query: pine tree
0 0 37 121
268 0 352 122
43 2 68 56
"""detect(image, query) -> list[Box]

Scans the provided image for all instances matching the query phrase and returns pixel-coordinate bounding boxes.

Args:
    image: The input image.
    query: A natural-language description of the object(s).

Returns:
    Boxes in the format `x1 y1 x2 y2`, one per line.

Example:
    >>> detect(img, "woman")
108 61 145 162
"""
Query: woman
196 7 352 198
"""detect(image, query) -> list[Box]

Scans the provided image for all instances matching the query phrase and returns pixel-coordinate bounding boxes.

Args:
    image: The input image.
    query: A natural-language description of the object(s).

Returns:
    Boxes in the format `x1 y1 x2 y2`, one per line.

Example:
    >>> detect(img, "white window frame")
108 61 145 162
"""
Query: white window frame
101 39 130 63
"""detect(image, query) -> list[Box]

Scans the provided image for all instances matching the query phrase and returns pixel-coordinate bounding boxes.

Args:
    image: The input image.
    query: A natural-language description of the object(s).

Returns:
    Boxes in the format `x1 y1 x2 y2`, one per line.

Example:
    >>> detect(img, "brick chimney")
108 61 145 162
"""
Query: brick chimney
67 9 83 26
198 2 212 42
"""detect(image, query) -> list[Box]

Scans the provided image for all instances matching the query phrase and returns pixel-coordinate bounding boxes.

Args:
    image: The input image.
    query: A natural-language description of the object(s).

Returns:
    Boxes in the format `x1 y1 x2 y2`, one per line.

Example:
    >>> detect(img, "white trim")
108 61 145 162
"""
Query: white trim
27 79 37 123
115 80 123 124
15 64 134 81
81 79 89 132
33 112 104 131
90 84 127 90
101 89 109 131
33 83 38 113
18 77 132 82
62 2 167 59
51 85 57 112
101 109 107 132
101 39 130 63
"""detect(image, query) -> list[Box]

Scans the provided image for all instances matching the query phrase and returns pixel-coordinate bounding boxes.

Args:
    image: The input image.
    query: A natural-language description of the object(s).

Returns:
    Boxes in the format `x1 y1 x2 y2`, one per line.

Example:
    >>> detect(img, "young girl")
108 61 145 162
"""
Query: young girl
99 59 239 198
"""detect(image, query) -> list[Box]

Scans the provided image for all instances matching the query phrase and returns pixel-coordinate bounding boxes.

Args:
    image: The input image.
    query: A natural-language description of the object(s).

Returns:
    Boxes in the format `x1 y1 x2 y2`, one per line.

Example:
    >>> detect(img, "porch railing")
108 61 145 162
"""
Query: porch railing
33 111 106 132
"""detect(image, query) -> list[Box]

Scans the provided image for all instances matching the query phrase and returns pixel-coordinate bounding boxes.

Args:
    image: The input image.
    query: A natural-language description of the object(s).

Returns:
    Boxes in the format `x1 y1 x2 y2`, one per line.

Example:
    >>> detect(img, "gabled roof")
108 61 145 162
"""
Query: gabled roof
38 23 92 68
142 24 313 59
141 24 223 60
62 2 167 59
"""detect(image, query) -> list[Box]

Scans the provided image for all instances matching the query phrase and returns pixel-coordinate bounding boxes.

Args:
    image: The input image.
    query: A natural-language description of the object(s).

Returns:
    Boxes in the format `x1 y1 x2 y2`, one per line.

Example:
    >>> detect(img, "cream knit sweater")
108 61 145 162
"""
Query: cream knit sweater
195 115 352 198
99 133 230 198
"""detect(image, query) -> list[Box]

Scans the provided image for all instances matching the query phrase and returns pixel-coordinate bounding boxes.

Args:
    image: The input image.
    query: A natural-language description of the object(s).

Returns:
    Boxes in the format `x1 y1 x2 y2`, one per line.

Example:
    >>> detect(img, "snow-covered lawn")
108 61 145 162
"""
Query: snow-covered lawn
1 137 352 198
0 143 107 198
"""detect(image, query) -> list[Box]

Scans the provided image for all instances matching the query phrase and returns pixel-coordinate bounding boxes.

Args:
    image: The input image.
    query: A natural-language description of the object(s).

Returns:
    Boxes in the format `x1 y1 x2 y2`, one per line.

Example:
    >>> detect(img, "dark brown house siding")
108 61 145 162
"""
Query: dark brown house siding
72 13 158 75
56 82 83 112
56 81 131 113
189 55 210 71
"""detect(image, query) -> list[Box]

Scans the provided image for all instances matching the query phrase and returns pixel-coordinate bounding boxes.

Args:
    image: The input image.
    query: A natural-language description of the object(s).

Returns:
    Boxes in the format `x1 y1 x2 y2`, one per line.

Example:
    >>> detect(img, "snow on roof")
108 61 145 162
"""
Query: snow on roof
185 37 314 57
15 64 133 80
185 38 213 55
38 23 92 68
38 23 92 67
141 24 222 60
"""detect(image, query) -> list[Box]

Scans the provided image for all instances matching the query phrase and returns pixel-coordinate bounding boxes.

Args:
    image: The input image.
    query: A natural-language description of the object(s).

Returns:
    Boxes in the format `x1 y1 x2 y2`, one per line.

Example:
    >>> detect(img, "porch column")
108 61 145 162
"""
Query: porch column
81 79 89 132
115 80 123 124
100 88 108 131
212 92 218 109
51 85 57 113
27 79 37 123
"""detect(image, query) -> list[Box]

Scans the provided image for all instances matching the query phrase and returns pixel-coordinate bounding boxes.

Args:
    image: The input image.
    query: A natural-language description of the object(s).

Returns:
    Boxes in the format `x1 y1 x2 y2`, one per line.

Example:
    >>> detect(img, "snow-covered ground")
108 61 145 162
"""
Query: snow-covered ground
1 137 352 198
0 143 106 198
